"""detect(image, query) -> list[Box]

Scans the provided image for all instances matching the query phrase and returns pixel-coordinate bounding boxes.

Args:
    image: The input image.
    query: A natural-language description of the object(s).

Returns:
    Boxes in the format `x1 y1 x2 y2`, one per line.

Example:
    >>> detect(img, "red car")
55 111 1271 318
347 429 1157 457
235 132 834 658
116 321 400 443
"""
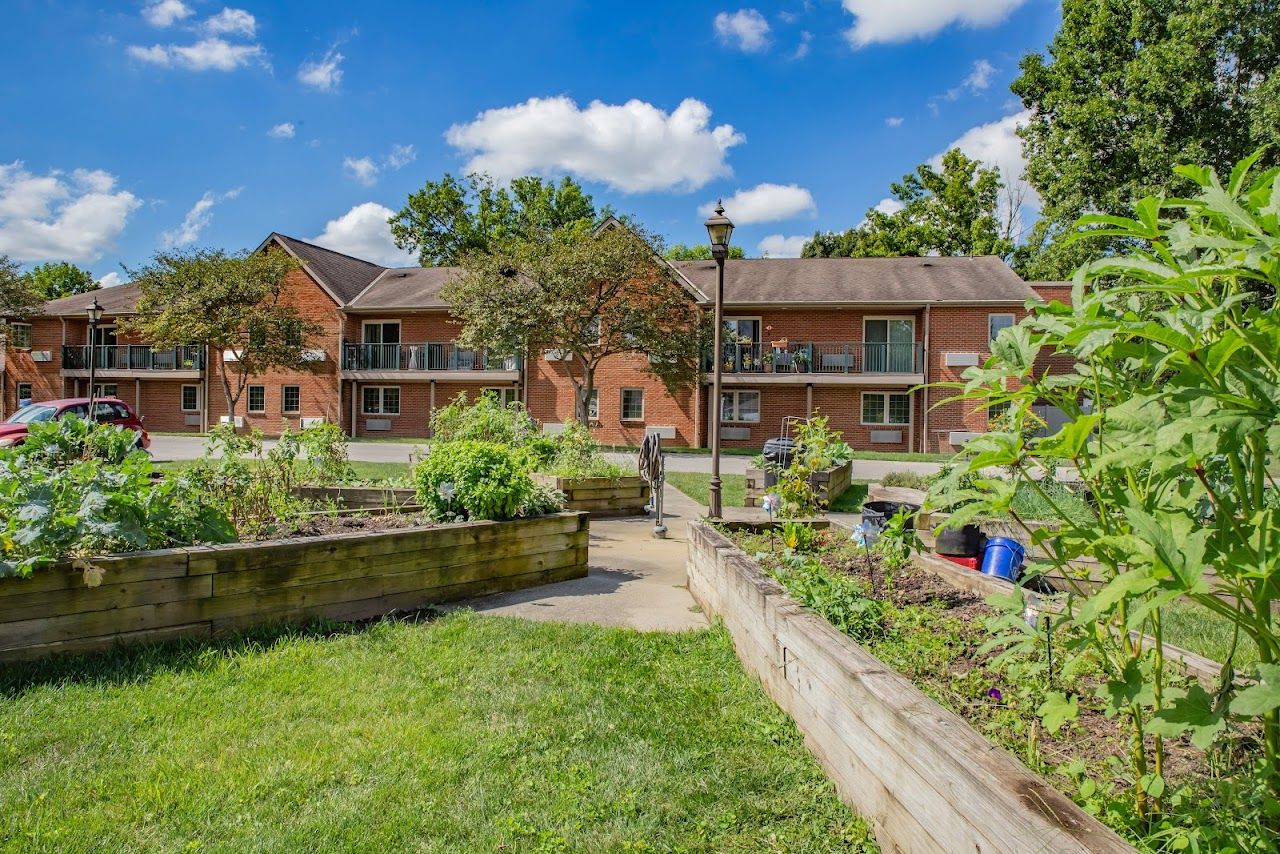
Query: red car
0 397 150 449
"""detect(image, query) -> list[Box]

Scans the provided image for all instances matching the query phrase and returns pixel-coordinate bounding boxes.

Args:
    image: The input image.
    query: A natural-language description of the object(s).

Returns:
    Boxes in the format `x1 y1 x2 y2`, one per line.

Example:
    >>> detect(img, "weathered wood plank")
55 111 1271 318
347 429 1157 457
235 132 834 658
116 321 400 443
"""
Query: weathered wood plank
0 551 190 596
0 622 213 664
0 574 213 623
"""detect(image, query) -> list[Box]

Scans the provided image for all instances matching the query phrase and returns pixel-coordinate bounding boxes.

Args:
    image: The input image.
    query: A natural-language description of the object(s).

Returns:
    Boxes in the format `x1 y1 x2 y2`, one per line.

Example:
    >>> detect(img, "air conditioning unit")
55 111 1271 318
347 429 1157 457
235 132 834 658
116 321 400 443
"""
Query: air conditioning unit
184 414 202 427
870 430 903 444
30 350 53 363
365 418 392 432
299 416 326 428
219 415 245 428
542 422 566 435
222 349 242 362
945 353 980 367
301 349 326 362
948 430 983 447
645 426 676 439
543 349 570 361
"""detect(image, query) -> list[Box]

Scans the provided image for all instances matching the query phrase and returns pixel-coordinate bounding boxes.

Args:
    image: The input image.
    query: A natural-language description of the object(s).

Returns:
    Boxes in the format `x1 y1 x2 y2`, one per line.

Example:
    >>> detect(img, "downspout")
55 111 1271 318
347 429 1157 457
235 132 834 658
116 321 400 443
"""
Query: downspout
921 304 931 454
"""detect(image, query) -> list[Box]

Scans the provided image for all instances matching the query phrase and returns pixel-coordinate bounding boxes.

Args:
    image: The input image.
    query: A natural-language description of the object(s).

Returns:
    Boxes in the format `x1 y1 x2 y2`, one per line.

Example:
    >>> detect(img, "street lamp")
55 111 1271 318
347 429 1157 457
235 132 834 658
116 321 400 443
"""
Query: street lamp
704 200 734 519
85 297 104 415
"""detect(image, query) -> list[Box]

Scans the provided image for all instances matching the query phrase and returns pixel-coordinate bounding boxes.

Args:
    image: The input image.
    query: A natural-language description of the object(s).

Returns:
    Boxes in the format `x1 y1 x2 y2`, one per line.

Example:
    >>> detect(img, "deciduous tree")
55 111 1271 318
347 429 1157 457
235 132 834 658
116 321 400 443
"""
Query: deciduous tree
390 174 598 265
802 149 1013 260
123 249 322 420
0 255 41 342
663 243 745 260
444 224 702 422
25 261 99 300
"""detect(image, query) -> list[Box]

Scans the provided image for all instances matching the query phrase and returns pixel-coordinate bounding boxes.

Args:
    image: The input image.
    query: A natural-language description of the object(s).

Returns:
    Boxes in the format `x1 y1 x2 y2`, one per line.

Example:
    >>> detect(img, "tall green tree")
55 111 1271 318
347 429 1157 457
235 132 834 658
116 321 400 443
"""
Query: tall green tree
802 149 1013 260
662 243 745 261
123 249 322 420
0 255 41 322
444 224 702 422
1011 0 1280 279
25 261 99 300
390 174 599 266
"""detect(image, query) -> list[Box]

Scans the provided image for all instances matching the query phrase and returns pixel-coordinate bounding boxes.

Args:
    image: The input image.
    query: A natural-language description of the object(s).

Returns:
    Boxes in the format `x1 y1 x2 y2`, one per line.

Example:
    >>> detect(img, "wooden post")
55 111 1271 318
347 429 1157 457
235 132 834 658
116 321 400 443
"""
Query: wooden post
805 383 813 418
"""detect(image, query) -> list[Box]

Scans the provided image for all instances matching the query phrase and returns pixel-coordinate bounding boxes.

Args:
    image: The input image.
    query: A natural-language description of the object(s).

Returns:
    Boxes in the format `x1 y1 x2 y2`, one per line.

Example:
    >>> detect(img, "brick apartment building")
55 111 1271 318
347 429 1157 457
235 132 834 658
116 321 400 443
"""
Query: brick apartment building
0 233 1069 454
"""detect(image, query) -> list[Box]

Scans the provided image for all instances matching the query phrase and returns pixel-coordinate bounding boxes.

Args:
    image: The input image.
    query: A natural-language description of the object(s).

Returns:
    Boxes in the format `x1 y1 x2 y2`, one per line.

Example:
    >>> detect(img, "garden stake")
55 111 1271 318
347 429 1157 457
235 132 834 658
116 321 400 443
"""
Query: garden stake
1044 613 1054 691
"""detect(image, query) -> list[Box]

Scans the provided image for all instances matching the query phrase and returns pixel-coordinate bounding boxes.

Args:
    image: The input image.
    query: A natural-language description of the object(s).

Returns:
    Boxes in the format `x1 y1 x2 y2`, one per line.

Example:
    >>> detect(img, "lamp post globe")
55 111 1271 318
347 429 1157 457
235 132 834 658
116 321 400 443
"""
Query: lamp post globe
703 201 734 518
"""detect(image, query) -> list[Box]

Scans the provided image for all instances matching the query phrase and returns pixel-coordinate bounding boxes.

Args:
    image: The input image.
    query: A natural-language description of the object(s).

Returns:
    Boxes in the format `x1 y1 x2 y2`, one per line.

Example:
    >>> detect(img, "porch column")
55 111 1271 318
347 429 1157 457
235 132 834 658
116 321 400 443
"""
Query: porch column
135 378 142 418
350 381 359 439
428 380 436 438
805 384 813 418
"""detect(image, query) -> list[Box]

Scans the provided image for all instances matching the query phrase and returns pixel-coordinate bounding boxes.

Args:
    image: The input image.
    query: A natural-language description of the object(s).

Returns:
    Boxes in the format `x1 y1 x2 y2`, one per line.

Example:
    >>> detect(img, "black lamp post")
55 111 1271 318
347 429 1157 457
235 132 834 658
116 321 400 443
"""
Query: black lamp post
704 201 734 519
85 297 104 414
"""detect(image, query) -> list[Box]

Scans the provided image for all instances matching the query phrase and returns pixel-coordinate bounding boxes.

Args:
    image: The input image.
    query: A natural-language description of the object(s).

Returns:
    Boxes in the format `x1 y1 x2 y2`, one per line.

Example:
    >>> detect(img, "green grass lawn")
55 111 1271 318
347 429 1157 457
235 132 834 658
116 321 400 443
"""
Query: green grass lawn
665 471 747 507
0 613 871 852
154 459 413 485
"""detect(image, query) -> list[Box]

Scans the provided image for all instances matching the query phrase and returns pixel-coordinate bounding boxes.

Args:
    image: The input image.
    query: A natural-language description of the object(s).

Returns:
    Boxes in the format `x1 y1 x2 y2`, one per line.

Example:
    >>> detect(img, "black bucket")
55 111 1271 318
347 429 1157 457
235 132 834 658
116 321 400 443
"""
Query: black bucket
861 500 921 533
935 525 985 557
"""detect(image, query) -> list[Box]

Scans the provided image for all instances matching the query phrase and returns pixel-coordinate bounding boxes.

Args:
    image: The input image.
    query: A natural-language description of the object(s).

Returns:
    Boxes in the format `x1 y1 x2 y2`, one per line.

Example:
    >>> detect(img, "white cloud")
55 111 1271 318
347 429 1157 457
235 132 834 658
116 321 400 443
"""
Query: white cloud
932 110 1037 234
343 157 379 187
128 37 265 71
446 96 745 193
142 0 193 28
714 9 772 52
792 31 813 59
342 145 416 186
298 49 344 92
98 271 123 288
885 116 904 127
875 197 905 215
842 0 1027 46
268 122 296 139
311 202 415 267
757 234 808 258
963 58 996 91
0 163 140 263
203 8 256 37
700 183 816 225
161 188 242 247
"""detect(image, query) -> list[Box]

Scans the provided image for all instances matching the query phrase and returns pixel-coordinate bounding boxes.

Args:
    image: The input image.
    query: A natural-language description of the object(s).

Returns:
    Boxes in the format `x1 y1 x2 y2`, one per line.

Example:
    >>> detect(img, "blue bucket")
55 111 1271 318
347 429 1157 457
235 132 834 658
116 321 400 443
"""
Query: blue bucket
980 537 1026 582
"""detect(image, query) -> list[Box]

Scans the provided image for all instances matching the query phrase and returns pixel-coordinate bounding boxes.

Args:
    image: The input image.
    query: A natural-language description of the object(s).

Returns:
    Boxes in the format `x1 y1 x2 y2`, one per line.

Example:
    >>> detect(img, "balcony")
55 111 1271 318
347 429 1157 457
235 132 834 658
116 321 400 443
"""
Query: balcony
61 345 205 378
340 343 521 381
707 341 925 386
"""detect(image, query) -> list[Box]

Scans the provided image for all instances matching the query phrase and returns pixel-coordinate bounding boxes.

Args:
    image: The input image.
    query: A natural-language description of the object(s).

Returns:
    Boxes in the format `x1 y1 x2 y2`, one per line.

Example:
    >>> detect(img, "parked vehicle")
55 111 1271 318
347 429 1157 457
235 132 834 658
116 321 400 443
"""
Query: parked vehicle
0 398 150 449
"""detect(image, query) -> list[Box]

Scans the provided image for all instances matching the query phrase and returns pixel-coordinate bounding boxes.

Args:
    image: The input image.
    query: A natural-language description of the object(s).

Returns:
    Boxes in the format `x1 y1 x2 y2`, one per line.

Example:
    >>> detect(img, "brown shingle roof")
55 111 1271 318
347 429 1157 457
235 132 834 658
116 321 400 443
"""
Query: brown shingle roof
271 234 387 304
41 283 143 317
672 255 1037 306
346 267 466 310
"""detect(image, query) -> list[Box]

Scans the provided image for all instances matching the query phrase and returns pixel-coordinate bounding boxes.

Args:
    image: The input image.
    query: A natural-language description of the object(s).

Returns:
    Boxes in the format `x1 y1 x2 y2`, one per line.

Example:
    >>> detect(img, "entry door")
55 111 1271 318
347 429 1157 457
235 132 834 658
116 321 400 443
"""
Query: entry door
93 325 118 369
362 321 401 369
864 319 914 373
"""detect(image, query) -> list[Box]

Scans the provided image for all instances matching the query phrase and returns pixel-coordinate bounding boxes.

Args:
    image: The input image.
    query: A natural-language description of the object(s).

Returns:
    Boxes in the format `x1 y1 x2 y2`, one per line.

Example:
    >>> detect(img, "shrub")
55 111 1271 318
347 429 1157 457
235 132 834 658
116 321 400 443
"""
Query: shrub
880 470 931 491
429 391 539 447
413 441 534 521
0 417 235 581
543 420 630 478
519 481 566 517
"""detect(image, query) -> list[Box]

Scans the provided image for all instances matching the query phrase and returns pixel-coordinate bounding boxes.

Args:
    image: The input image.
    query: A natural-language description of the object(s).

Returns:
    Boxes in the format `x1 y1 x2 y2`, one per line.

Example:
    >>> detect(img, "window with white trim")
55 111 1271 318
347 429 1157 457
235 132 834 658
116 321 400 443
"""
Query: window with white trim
181 385 200 412
987 400 1013 427
862 392 911 425
989 313 1015 342
282 385 301 414
363 386 400 415
247 385 266 414
721 390 761 423
361 320 401 344
8 323 31 349
16 383 32 404
620 388 644 421
587 388 599 419
93 384 118 399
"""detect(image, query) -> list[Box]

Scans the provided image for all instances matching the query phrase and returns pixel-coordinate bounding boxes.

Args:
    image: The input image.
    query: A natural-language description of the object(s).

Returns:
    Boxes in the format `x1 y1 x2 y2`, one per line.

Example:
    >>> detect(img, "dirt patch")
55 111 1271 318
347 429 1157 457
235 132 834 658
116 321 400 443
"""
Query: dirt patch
266 512 435 539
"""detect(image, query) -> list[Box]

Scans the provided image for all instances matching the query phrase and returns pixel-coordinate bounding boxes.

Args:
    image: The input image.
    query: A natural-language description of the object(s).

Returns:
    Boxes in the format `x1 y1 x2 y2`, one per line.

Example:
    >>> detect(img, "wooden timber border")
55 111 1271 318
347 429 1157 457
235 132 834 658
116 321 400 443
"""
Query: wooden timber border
532 474 650 517
0 512 588 664
686 521 1134 854
744 461 852 508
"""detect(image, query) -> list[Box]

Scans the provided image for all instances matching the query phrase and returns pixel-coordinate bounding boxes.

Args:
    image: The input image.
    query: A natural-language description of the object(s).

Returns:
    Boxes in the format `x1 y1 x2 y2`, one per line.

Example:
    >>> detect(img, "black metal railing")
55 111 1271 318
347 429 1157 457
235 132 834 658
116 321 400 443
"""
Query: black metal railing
341 343 520 372
706 341 923 375
61 345 205 371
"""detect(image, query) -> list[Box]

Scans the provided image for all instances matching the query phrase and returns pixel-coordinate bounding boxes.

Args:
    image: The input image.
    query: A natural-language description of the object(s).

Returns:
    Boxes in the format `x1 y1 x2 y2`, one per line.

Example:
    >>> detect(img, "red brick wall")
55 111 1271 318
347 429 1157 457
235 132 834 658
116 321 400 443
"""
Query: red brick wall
2 316 65 417
345 379 521 440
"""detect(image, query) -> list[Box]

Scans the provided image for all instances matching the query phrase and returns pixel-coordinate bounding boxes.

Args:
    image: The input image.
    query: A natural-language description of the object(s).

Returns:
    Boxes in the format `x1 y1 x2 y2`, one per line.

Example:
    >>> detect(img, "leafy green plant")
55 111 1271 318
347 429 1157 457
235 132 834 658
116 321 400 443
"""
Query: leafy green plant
779 520 818 553
429 391 541 447
543 420 631 478
0 417 234 581
768 415 853 517
928 151 1280 828
519 482 566 518
874 509 921 573
413 440 535 521
880 470 931 491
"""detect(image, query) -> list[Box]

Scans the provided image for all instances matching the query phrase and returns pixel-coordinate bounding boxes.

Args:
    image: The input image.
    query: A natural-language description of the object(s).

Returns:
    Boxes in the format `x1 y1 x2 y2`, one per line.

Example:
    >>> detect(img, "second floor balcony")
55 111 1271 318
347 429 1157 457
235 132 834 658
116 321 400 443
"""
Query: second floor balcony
340 343 521 378
707 341 924 382
61 345 205 375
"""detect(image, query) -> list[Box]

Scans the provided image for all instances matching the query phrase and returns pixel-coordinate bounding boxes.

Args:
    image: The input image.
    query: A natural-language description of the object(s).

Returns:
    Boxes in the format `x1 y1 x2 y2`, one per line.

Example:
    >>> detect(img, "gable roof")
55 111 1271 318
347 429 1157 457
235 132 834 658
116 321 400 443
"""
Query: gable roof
672 256 1038 306
346 266 466 311
41 283 144 317
265 234 387 305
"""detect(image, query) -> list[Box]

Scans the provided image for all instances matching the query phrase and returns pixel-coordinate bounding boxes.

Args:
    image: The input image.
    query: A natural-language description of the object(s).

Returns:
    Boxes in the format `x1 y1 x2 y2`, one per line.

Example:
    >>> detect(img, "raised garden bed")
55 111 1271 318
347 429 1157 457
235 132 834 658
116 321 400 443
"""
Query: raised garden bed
293 485 420 512
0 512 588 663
687 520 1138 852
744 461 851 508
532 473 650 517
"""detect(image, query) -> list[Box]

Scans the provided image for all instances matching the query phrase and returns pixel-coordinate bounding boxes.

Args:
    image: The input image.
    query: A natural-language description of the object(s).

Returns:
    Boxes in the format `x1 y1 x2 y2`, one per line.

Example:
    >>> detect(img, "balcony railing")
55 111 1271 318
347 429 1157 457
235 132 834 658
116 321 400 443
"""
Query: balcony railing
341 343 520 373
707 341 924 375
62 345 205 372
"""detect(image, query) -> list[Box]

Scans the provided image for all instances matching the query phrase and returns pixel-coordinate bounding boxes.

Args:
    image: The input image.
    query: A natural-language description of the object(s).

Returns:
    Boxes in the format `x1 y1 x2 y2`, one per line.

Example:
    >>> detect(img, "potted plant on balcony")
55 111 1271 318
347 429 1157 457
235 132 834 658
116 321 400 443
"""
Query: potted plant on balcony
793 347 811 372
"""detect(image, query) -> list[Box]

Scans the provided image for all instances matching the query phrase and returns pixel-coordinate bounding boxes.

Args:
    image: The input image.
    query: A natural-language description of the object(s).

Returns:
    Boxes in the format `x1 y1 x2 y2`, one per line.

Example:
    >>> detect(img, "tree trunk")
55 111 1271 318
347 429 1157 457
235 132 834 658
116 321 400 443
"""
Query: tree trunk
577 363 595 424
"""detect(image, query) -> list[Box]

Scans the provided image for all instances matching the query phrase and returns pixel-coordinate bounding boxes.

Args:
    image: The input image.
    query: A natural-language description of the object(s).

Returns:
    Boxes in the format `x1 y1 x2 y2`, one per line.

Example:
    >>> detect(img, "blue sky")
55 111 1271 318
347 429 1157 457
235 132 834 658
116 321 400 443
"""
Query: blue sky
0 0 1061 282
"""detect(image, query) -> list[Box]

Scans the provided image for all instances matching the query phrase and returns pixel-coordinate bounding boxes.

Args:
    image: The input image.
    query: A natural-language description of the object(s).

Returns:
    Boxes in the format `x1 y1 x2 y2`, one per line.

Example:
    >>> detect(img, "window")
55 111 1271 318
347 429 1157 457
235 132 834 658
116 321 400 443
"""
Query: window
181 385 200 412
247 385 266 413
363 386 400 415
92 384 118 399
586 316 601 344
721 390 761 423
16 383 32 404
587 388 599 419
362 320 401 344
282 385 301 414
483 387 518 406
620 388 644 421
862 392 911 425
864 317 916 372
989 313 1015 342
987 400 1013 427
8 323 31 349
93 402 129 422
